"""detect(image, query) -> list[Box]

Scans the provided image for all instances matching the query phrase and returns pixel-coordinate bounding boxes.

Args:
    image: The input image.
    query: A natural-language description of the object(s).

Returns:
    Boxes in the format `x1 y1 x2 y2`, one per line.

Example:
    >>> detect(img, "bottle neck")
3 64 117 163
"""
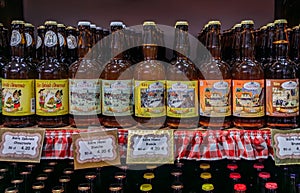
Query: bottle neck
241 28 255 60
174 28 189 59
143 44 157 60
10 29 26 58
44 28 59 59
78 28 91 59
111 31 124 60
206 26 221 60
266 30 275 59
274 42 288 60
232 31 241 61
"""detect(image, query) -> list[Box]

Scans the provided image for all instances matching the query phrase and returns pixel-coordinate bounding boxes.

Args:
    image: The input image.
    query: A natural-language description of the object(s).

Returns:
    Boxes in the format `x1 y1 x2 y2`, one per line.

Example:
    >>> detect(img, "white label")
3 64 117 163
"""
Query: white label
25 32 33 47
244 82 261 90
131 135 169 156
282 81 297 89
36 36 42 49
75 135 117 163
274 133 300 158
67 35 77 49
44 30 57 47
58 32 65 47
10 30 21 46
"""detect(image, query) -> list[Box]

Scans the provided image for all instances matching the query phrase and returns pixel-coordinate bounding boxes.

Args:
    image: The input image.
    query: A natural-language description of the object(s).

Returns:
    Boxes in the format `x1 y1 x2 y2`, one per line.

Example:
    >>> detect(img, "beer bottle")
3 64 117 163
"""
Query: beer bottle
43 167 54 191
234 184 246 193
2 20 36 127
59 176 71 193
5 187 19 193
289 174 297 193
0 23 9 63
78 184 90 193
109 183 123 193
200 172 212 184
32 182 45 193
254 28 261 62
90 24 97 47
57 24 67 63
170 168 183 182
166 21 198 129
11 177 24 193
85 172 96 193
134 21 166 129
114 171 127 192
290 26 300 64
24 23 37 68
36 25 46 63
265 19 299 129
100 21 135 128
20 170 31 193
230 24 242 66
229 173 241 193
36 20 69 127
69 21 101 127
258 26 268 64
51 186 64 193
95 26 103 62
232 20 265 129
171 181 184 193
202 183 214 193
264 23 276 68
199 20 231 129
66 26 78 65
265 183 278 193
140 184 152 193
258 172 271 193
0 175 7 193
143 172 155 184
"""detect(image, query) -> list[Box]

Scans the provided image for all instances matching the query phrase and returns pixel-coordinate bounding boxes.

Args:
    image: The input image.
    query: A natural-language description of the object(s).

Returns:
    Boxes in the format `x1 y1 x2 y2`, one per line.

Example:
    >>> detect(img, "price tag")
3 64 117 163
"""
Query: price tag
0 128 45 163
127 129 174 164
272 129 300 165
73 130 120 170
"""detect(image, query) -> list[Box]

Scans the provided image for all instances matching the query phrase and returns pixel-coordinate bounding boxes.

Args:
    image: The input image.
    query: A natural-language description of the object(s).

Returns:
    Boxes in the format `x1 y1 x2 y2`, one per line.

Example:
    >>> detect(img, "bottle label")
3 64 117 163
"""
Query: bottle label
35 79 68 116
69 79 101 115
58 32 65 47
0 78 2 113
199 79 231 117
266 79 299 117
36 36 42 49
2 79 35 116
232 79 265 117
102 79 133 116
166 80 198 118
25 33 33 47
134 80 166 118
44 30 57 47
10 30 21 46
67 35 77 49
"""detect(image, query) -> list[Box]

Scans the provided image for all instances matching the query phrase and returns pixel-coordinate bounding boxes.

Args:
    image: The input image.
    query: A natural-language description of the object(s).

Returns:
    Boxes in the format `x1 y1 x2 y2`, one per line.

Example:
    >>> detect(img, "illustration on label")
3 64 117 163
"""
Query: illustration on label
2 79 35 116
167 81 198 118
135 80 166 117
36 36 42 49
25 33 33 47
69 79 101 115
36 80 68 115
200 79 231 117
0 79 2 113
44 31 57 47
266 79 299 117
58 33 65 47
10 30 21 47
102 80 133 116
233 80 264 117
67 35 77 49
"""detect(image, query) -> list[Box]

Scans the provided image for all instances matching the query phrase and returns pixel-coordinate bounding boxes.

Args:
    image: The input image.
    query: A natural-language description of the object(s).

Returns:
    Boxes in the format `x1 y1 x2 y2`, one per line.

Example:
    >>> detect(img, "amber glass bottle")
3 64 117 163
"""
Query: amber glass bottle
36 25 46 63
36 21 69 127
2 20 36 127
134 21 166 129
264 23 276 68
66 26 78 65
69 21 101 127
166 21 198 129
100 21 134 128
24 23 37 68
232 20 265 129
230 24 242 67
265 19 299 129
57 24 67 64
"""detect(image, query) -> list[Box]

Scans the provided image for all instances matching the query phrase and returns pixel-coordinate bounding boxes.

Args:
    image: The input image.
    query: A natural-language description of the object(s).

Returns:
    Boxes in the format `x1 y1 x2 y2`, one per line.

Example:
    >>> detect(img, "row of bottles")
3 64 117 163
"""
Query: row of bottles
0 19 299 129
0 158 299 193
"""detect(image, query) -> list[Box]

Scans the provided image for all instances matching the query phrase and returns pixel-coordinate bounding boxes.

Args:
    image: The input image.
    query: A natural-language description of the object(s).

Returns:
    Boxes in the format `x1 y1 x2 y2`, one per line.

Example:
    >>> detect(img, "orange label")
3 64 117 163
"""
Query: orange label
266 79 299 117
199 79 231 117
232 79 264 117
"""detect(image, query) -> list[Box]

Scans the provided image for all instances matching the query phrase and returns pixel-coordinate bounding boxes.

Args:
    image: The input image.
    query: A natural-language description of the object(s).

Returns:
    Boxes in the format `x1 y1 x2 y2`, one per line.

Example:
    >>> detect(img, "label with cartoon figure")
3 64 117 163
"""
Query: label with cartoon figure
232 79 264 117
2 79 35 116
36 79 68 116
69 79 101 115
102 80 133 116
266 79 299 117
134 80 166 118
199 79 231 117
166 80 198 118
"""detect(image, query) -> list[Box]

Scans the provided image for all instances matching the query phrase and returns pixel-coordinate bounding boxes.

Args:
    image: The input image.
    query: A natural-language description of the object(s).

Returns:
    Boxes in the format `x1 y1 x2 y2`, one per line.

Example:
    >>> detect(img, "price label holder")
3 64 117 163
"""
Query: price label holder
0 128 45 163
73 129 120 170
127 129 174 164
272 129 300 165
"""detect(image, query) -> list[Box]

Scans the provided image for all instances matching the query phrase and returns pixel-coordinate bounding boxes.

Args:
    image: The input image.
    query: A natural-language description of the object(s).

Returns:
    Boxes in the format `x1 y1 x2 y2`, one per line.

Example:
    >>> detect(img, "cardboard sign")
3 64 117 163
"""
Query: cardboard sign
127 129 174 164
272 129 300 165
73 130 120 170
0 128 45 163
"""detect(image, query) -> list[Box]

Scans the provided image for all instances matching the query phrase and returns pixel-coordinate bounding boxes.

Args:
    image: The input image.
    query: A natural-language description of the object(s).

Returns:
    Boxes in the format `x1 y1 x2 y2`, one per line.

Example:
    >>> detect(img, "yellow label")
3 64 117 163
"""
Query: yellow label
134 80 166 118
167 80 198 118
2 79 35 116
0 78 2 113
36 79 68 116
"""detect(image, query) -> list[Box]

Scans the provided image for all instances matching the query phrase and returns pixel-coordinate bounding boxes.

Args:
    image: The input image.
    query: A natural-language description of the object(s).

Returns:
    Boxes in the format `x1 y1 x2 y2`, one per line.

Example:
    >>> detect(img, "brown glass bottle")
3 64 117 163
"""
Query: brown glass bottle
231 20 265 129
69 21 101 127
2 20 36 127
257 26 268 64
66 26 78 65
109 184 122 193
24 23 37 68
171 181 184 193
290 26 300 64
0 23 9 63
32 182 45 193
57 24 67 63
100 21 135 128
36 25 46 63
36 21 69 127
264 23 276 68
134 21 166 129
230 24 242 67
166 21 198 129
265 19 299 129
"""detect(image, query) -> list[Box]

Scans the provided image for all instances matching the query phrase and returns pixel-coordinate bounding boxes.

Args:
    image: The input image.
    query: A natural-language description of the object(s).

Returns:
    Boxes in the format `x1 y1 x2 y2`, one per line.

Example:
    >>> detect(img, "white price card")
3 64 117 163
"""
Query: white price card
272 129 300 165
0 128 45 163
127 129 174 164
73 130 120 170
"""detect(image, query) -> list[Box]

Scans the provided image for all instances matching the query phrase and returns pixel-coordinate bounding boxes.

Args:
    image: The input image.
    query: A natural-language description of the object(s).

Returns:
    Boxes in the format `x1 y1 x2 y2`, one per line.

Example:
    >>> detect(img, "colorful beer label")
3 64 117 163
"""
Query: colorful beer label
266 79 299 117
102 80 133 116
134 80 166 118
2 79 35 116
232 79 265 117
69 79 101 115
166 80 198 118
36 79 68 116
199 79 231 117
